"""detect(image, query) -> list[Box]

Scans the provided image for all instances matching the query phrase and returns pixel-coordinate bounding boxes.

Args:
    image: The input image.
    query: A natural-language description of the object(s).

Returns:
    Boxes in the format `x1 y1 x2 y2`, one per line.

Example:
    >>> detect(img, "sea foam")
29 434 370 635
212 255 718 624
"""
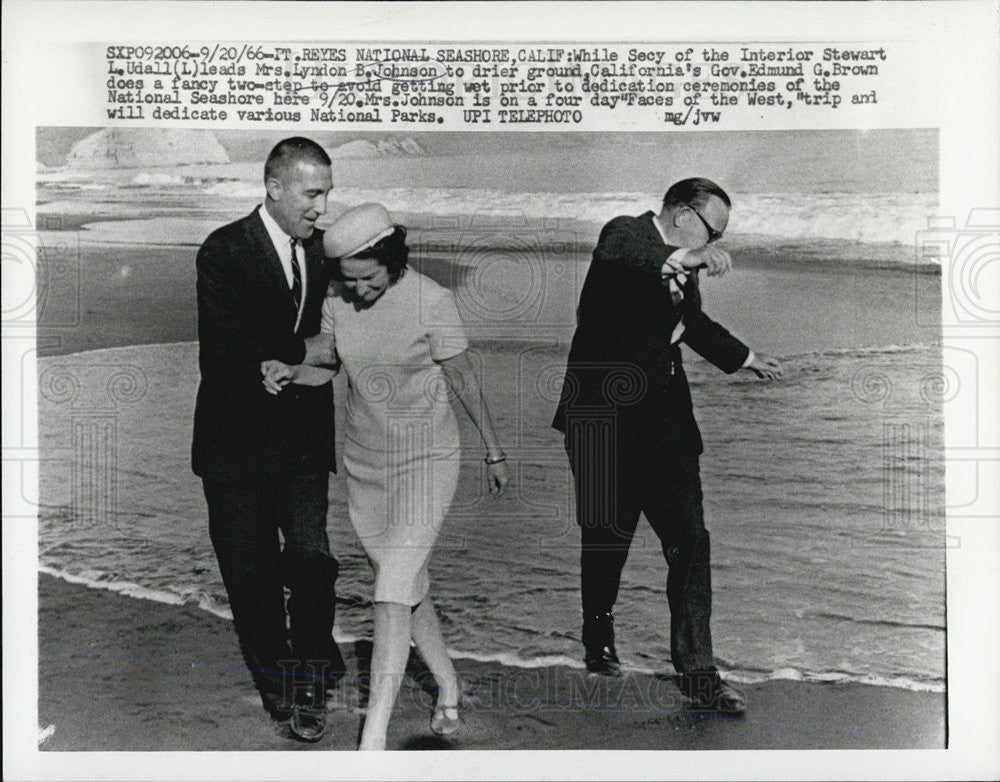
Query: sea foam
39 567 944 693
201 181 934 246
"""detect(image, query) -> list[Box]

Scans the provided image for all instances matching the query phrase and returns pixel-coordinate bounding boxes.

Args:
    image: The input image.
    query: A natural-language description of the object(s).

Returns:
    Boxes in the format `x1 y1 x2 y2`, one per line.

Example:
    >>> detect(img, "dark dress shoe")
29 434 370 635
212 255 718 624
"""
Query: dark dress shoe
290 703 327 742
585 644 623 676
582 611 622 677
678 668 746 715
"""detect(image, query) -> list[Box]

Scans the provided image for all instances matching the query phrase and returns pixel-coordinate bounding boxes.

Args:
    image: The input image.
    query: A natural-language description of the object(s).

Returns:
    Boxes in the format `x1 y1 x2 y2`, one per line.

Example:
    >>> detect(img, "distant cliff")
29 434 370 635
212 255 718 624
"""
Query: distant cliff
66 128 230 169
327 137 425 158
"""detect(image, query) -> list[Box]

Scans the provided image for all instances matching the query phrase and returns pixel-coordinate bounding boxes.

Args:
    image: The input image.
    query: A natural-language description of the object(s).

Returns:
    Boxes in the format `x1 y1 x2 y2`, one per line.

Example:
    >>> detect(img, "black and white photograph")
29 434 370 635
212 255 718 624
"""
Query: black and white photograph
3 1 998 780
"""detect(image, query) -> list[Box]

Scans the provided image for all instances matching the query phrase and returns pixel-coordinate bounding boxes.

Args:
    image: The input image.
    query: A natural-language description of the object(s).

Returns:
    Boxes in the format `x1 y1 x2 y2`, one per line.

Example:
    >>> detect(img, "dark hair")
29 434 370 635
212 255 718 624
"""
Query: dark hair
662 177 731 210
330 226 409 283
264 137 331 183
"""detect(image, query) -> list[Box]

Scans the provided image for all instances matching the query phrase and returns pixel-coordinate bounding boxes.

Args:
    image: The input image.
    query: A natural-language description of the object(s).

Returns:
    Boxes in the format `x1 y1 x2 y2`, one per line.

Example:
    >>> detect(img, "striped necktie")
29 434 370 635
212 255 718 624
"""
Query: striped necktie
289 237 302 310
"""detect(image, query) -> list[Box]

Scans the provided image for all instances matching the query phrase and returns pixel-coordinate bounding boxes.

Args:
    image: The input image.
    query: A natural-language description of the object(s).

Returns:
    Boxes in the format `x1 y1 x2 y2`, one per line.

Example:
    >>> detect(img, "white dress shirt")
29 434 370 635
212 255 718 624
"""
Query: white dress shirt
259 203 307 333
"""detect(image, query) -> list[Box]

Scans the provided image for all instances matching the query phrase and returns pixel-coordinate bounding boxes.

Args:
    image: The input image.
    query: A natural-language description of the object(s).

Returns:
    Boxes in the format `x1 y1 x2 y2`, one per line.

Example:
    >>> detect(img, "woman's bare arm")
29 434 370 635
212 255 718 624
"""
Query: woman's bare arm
438 351 509 496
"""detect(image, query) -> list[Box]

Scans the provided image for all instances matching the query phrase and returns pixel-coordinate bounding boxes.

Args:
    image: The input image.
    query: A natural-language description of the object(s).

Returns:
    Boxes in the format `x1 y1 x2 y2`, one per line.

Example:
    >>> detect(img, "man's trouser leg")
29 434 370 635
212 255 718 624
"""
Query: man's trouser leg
278 471 344 705
565 422 643 617
640 456 714 673
203 477 294 715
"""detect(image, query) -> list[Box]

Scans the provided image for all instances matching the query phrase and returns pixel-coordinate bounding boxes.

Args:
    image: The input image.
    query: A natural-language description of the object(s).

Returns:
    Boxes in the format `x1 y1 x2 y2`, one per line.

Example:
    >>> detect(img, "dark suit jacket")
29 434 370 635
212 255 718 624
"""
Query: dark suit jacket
192 207 336 482
552 212 749 457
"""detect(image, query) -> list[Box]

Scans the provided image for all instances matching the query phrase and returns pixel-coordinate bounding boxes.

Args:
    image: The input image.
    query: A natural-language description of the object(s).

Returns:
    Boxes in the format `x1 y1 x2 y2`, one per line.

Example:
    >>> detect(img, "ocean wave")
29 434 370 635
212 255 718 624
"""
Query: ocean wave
43 182 110 191
194 179 934 246
38 565 373 643
131 172 239 187
784 343 939 360
38 173 937 254
407 647 946 694
40 565 189 607
443 648 944 693
722 667 945 693
39 564 234 622
807 611 945 633
39 567 944 694
132 172 188 186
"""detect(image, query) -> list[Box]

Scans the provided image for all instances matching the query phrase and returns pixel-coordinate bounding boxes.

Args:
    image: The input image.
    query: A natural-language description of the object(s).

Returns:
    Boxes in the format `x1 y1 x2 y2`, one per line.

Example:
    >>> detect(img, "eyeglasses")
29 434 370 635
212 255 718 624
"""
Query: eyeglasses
687 205 724 243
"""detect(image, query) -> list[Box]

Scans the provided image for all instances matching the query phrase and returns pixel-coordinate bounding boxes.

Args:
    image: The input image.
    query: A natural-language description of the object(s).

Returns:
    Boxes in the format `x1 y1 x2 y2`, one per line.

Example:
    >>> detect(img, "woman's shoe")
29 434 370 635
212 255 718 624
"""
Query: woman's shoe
430 704 461 736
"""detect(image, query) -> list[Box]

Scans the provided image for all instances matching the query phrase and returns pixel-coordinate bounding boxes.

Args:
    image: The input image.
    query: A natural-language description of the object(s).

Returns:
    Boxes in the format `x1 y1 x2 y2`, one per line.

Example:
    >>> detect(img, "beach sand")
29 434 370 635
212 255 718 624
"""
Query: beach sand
39 573 944 751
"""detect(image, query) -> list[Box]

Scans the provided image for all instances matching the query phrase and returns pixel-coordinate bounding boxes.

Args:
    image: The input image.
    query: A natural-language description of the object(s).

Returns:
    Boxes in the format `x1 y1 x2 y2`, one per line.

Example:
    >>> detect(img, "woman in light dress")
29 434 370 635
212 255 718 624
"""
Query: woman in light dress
262 203 509 750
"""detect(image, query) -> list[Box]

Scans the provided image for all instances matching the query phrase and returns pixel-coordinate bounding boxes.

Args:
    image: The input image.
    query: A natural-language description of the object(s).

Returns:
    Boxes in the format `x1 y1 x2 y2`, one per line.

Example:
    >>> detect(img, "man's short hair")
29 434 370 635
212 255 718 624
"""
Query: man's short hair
264 137 331 183
663 178 731 210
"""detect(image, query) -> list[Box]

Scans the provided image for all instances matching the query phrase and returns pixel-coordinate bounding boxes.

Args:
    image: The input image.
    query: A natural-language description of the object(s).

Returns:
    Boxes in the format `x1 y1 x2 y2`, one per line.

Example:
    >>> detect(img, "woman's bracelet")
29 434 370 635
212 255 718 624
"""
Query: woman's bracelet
484 451 507 465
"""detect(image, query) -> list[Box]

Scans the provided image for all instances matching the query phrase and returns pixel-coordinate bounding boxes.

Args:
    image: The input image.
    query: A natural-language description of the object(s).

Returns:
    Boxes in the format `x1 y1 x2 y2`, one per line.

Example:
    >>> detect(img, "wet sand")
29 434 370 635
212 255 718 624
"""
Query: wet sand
38 574 944 751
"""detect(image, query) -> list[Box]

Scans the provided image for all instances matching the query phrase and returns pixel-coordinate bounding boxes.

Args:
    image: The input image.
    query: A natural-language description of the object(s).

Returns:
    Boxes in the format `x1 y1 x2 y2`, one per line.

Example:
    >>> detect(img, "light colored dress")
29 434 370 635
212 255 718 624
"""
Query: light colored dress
321 270 468 605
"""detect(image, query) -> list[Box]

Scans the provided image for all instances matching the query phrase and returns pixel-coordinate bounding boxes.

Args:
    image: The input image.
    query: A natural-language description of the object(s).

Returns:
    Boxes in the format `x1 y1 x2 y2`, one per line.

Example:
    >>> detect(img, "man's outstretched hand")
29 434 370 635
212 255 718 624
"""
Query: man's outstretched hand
744 354 783 380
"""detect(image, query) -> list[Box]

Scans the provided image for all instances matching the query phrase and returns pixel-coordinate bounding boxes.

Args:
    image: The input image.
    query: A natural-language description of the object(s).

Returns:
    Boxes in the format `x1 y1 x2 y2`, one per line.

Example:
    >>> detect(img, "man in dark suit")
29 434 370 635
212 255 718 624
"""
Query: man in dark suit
553 178 781 714
192 137 343 740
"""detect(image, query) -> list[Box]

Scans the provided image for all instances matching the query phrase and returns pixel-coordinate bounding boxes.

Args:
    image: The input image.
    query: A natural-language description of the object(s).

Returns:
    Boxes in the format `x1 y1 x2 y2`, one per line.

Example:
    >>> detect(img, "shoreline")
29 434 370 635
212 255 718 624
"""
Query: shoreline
38 573 946 751
38 565 945 696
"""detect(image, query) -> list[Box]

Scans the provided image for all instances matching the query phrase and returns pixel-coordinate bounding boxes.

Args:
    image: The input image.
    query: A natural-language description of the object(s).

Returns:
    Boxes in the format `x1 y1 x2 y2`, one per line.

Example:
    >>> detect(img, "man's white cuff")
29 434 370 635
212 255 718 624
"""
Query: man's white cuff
742 349 756 368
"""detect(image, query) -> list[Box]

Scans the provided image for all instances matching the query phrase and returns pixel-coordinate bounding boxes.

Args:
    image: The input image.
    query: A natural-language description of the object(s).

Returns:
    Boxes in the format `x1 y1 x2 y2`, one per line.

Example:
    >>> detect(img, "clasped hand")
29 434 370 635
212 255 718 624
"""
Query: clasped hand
261 359 294 395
